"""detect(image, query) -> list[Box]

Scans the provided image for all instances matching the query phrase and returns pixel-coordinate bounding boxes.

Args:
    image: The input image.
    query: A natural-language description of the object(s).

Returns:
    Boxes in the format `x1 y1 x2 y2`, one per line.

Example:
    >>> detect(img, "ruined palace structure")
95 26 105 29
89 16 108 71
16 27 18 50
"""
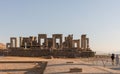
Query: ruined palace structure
6 34 91 50
5 34 95 57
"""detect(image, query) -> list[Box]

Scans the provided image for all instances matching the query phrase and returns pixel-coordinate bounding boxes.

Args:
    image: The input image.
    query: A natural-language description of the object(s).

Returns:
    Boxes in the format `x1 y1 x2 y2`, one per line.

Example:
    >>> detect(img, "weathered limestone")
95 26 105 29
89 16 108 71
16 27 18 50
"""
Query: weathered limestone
6 43 11 48
38 34 47 49
19 37 23 47
63 35 73 48
6 34 94 57
52 34 62 49
20 36 39 48
81 35 86 50
32 37 38 47
81 35 90 50
10 37 17 48
7 34 91 51
72 39 80 49
86 38 89 49
47 38 53 49
70 68 82 72
66 61 74 64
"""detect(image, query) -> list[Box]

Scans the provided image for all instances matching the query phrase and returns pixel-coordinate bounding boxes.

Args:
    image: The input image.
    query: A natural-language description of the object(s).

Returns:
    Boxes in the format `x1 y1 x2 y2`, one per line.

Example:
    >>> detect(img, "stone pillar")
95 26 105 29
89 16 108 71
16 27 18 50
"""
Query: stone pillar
38 34 47 49
38 35 40 45
81 35 86 50
60 36 62 48
69 35 73 48
19 37 23 47
86 38 89 49
72 40 74 48
10 37 17 48
52 36 55 49
10 39 13 47
45 38 47 45
52 34 63 49
79 39 81 48
6 43 11 48
72 40 80 49
77 40 80 49
46 38 48 47
29 36 34 46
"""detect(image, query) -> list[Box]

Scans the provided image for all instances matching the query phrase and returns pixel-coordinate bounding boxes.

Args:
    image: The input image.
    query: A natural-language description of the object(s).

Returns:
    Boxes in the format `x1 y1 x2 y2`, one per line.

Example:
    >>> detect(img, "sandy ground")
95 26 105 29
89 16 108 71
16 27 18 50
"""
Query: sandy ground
44 58 120 74
0 56 120 74
0 56 47 74
80 57 120 69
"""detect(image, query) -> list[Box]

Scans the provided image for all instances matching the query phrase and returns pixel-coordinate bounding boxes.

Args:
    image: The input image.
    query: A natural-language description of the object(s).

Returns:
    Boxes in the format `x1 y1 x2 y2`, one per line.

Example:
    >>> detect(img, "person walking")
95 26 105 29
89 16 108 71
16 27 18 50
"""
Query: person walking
111 53 115 65
116 54 119 66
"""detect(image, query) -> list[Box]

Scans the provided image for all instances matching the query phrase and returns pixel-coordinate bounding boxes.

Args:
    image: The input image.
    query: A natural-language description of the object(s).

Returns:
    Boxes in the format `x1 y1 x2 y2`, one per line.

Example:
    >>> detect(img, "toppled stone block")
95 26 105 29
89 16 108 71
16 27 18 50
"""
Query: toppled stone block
70 68 82 72
66 61 74 64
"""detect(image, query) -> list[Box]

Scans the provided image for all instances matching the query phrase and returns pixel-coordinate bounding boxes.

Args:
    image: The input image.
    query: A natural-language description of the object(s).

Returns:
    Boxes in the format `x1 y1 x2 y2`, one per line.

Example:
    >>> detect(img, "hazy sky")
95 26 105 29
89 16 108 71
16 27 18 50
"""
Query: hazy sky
0 0 120 54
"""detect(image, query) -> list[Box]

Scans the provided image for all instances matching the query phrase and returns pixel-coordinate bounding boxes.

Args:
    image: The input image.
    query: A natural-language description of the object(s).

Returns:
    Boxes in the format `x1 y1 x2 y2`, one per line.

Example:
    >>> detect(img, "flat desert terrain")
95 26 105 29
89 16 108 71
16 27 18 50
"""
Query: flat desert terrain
0 56 120 74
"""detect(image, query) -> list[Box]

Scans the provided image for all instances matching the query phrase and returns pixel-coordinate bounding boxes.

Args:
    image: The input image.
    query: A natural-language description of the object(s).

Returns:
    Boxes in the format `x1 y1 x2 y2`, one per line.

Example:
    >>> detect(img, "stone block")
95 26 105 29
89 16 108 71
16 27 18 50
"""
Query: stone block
66 61 74 64
70 68 82 72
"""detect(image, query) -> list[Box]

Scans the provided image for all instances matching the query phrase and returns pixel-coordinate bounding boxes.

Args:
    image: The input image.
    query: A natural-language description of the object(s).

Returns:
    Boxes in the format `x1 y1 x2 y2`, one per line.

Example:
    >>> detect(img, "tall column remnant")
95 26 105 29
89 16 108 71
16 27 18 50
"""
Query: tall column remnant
19 37 23 47
72 39 80 49
81 34 86 50
6 43 11 48
86 38 89 49
52 34 62 49
10 37 17 48
38 34 47 49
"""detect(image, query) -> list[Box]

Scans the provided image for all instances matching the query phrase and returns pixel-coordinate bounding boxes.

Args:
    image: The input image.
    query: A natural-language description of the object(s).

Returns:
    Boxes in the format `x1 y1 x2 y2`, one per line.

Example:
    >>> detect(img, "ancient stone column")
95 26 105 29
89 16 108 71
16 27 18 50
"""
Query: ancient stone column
46 38 48 48
72 40 74 48
78 39 80 48
19 37 23 47
15 38 17 47
72 40 80 49
60 36 62 48
86 38 89 49
81 35 83 49
52 36 56 49
77 40 80 49
10 38 13 47
38 35 40 45
29 36 34 46
10 37 17 48
6 43 11 48
38 34 47 48
81 35 86 50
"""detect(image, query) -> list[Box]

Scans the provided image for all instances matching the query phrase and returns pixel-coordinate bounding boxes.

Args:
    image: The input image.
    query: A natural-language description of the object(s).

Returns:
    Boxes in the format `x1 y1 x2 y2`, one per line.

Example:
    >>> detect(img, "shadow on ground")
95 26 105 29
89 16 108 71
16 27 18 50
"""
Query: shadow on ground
0 62 47 74
25 62 47 74
110 67 120 70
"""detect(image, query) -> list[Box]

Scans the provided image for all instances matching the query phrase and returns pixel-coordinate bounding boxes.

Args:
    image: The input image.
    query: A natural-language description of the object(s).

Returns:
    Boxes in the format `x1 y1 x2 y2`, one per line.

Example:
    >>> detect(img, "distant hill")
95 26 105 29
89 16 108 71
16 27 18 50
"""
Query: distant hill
0 43 5 49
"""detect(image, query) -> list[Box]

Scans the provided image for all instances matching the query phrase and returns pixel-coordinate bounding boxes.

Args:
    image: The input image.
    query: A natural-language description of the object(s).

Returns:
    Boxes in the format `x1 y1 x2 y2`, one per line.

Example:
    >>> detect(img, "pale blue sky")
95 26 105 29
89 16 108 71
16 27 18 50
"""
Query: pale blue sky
0 0 120 54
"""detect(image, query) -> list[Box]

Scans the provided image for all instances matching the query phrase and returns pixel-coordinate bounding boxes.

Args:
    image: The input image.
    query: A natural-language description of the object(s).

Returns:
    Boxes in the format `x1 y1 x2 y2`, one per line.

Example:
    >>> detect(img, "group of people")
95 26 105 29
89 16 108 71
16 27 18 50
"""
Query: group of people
111 53 119 66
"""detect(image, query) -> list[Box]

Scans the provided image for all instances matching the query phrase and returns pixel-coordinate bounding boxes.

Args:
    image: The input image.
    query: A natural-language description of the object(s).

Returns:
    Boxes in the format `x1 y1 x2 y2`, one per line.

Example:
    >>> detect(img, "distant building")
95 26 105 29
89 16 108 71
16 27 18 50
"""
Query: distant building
6 34 91 51
5 34 95 57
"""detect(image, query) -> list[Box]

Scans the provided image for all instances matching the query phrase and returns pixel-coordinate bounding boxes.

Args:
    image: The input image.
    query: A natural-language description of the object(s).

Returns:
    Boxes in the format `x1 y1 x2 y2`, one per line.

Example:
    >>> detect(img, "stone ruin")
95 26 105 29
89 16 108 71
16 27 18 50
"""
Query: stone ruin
5 34 95 57
6 34 90 50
